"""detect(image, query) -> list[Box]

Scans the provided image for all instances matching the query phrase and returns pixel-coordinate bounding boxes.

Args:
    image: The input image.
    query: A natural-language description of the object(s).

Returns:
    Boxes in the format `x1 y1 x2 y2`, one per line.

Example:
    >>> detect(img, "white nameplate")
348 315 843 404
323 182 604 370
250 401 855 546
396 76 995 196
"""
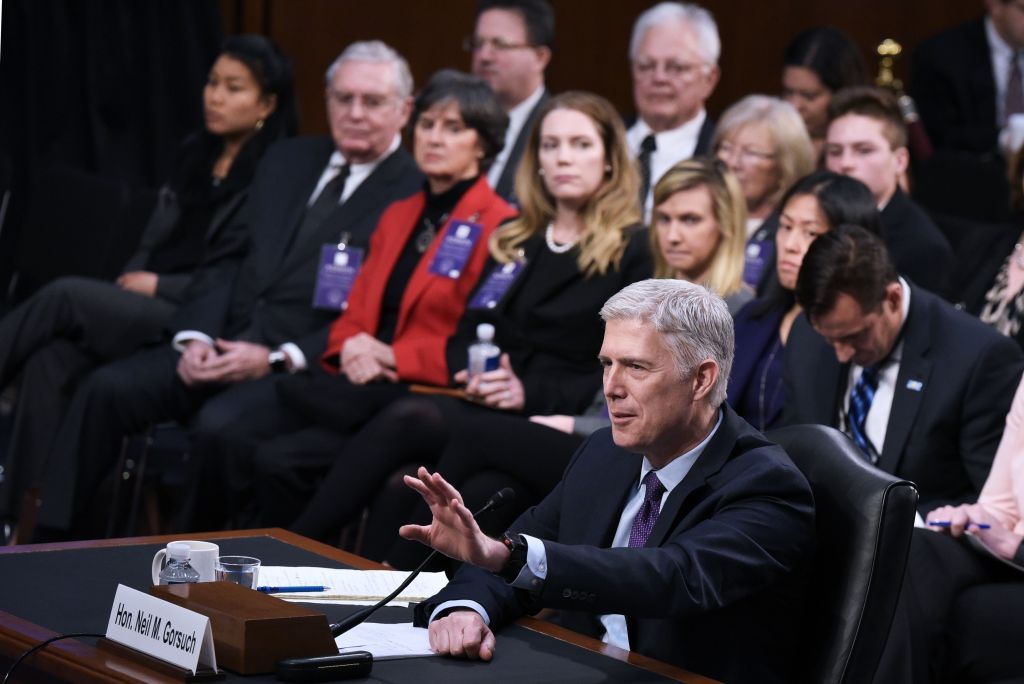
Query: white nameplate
105 584 218 674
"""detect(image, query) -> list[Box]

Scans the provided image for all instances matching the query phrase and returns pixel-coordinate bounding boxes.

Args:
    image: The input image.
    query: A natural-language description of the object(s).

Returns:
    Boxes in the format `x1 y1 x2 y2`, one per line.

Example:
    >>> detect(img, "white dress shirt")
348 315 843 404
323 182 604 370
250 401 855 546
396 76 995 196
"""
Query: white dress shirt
627 110 707 222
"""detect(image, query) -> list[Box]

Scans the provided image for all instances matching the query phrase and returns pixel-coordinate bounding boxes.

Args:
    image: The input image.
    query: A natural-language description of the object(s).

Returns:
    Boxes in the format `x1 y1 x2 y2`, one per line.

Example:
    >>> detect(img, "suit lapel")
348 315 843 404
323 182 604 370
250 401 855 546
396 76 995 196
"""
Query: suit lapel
878 290 932 474
645 408 736 548
495 92 548 199
278 148 408 275
590 449 644 547
266 140 336 273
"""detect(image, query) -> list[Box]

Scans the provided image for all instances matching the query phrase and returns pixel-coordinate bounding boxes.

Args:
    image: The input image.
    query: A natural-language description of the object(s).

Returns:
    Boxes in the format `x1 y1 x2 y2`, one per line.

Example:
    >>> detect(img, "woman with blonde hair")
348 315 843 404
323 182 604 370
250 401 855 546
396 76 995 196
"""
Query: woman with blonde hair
713 94 815 288
650 157 751 313
494 90 642 279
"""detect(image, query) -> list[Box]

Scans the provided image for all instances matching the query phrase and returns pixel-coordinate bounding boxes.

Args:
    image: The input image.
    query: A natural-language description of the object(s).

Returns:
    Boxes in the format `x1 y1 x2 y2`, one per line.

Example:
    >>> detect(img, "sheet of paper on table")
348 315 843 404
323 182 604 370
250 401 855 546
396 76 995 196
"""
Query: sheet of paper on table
335 622 436 660
257 567 449 606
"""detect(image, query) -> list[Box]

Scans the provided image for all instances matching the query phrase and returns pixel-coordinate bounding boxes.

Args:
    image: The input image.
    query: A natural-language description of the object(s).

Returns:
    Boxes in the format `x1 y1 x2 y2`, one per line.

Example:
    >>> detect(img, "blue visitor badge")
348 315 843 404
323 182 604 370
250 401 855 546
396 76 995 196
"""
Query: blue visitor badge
312 243 364 311
742 238 774 290
469 260 526 310
428 220 482 279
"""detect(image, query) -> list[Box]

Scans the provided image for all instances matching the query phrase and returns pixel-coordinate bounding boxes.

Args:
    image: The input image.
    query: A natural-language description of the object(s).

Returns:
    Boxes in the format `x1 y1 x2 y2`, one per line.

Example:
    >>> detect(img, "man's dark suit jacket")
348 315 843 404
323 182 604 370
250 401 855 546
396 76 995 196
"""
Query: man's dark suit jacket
782 283 1024 509
910 18 999 154
169 136 423 362
415 405 815 683
492 92 549 202
880 188 956 299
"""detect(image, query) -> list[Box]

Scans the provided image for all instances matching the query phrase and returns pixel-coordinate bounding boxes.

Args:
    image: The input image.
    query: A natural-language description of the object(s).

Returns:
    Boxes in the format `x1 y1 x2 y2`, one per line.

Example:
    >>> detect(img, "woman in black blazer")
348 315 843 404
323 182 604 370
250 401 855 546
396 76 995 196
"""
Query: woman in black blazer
0 35 295 525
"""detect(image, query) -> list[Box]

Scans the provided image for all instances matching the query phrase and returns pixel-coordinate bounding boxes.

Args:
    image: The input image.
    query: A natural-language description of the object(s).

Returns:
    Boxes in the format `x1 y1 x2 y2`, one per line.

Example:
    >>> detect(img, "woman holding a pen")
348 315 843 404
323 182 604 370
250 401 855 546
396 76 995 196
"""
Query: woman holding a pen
886 378 1024 682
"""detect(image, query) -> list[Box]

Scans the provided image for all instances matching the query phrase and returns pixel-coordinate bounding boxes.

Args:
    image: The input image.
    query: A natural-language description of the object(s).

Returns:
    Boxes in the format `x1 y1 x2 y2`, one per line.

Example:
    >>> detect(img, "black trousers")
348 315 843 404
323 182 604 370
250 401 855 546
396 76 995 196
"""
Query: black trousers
881 527 1024 683
375 398 583 569
0 276 175 519
34 343 286 535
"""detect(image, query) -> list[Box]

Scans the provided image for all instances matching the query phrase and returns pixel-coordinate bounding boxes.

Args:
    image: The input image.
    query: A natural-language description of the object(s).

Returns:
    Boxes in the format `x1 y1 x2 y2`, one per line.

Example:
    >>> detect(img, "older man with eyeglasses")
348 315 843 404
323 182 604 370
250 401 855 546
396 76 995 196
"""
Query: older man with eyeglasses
465 0 552 202
626 2 720 221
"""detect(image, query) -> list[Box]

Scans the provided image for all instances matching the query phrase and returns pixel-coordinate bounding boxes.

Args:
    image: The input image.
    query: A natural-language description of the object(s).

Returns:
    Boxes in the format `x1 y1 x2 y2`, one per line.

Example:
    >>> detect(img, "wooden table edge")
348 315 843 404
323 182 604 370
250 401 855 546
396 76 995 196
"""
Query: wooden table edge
0 528 715 683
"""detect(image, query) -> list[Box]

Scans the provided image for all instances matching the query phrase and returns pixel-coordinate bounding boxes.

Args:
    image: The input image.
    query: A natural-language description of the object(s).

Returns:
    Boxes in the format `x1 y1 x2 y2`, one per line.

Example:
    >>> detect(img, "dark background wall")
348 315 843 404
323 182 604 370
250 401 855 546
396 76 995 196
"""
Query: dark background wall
220 0 984 136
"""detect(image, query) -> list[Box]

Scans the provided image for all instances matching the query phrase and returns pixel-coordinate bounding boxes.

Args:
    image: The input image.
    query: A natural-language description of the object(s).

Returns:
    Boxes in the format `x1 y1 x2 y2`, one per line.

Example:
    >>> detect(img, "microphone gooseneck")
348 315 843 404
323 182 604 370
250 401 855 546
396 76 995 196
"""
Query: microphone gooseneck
329 487 516 637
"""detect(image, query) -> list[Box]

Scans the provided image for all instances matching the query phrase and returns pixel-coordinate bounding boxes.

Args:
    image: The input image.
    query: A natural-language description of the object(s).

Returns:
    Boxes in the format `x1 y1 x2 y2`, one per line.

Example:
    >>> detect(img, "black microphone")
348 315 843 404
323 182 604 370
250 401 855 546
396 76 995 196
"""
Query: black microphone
328 487 515 638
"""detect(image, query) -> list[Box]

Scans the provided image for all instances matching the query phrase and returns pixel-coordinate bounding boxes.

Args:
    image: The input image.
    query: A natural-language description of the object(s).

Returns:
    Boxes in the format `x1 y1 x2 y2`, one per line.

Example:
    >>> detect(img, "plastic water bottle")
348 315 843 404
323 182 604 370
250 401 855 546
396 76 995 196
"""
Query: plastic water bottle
158 542 200 585
467 323 501 378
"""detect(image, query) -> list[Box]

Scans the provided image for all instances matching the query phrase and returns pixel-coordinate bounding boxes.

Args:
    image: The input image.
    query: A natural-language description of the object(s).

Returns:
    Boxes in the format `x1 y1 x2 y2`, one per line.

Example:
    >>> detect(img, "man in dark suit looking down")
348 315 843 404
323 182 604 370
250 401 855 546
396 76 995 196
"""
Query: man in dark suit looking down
783 225 1024 510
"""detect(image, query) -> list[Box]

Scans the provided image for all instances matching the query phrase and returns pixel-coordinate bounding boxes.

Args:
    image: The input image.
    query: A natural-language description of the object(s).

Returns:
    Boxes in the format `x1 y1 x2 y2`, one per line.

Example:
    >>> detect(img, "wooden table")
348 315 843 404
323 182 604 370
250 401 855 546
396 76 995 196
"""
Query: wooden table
0 528 717 683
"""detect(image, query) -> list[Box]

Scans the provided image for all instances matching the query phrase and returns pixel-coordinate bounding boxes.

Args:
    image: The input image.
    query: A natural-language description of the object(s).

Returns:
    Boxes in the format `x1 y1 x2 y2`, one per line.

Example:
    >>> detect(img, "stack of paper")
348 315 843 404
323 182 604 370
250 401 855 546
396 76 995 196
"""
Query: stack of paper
256 567 449 606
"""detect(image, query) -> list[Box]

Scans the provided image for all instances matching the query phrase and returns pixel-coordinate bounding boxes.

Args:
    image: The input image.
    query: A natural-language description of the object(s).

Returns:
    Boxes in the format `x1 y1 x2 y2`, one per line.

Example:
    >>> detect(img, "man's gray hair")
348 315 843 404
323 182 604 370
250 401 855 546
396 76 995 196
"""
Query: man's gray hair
628 2 720 66
600 279 734 407
324 40 414 98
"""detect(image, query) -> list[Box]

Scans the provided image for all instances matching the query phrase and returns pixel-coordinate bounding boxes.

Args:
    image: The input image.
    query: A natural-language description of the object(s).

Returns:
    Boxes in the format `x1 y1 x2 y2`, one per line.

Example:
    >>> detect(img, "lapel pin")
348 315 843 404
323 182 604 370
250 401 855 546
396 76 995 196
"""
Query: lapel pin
906 379 923 392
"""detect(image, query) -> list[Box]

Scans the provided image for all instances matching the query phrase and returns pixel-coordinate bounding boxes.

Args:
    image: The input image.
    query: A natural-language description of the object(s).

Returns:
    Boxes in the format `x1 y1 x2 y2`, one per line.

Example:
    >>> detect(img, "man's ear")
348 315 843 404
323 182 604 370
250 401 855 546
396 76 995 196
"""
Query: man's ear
690 359 719 402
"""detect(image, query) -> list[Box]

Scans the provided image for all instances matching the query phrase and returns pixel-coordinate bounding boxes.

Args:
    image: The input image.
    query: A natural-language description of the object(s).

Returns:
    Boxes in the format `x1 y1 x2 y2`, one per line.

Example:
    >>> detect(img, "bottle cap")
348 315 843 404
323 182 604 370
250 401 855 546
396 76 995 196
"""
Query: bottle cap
476 323 495 342
167 542 191 562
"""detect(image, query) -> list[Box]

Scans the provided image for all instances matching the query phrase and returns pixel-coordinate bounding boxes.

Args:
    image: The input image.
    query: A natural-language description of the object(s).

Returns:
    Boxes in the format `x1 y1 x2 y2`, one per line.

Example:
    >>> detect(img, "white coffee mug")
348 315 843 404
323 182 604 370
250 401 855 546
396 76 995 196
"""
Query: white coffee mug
151 540 220 583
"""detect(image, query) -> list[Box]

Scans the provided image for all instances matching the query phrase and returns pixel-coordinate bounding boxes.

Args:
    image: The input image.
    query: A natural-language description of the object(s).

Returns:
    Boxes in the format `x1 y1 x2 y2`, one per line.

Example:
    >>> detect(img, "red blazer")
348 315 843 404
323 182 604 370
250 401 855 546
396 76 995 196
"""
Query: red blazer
321 176 515 385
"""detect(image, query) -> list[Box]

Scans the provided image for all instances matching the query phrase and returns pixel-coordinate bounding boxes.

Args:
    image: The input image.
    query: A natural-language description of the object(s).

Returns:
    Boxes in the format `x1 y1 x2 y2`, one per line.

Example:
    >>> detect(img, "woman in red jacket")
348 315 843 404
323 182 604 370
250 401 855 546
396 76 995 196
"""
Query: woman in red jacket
189 69 515 530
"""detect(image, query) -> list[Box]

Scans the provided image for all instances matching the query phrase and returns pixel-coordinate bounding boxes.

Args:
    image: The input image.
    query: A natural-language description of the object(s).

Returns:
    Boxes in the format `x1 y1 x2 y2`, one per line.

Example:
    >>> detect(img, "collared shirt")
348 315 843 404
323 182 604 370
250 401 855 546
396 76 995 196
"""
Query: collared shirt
839 277 912 457
171 134 402 370
987 17 1024 128
487 86 546 190
626 110 707 221
309 134 401 206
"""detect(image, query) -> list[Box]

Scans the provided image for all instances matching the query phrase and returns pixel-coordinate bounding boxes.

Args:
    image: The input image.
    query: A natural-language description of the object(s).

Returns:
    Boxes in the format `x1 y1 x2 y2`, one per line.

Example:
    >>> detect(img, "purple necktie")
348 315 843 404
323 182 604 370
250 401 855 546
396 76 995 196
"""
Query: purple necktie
628 471 666 548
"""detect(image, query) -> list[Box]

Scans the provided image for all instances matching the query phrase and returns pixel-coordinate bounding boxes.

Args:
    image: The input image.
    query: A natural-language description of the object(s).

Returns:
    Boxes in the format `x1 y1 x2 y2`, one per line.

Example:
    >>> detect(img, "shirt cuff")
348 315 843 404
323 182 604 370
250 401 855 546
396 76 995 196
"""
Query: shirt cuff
278 342 307 372
428 600 491 625
172 330 215 353
508 534 547 591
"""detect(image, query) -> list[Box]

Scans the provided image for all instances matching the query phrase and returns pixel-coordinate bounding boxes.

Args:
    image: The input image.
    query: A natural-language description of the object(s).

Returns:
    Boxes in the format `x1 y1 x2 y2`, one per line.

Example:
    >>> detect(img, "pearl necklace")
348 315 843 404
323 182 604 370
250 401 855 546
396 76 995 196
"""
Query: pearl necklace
545 223 579 254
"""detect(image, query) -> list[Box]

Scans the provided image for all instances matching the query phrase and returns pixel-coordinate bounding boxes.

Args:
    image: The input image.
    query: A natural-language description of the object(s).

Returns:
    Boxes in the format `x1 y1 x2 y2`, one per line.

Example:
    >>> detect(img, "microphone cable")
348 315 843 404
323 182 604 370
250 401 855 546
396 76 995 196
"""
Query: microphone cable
2 632 105 683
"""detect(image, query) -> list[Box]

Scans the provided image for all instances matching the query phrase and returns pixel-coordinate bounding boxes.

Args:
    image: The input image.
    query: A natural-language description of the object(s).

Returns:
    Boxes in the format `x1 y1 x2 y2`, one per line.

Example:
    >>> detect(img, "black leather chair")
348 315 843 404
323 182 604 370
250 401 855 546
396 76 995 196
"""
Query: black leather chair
767 424 918 684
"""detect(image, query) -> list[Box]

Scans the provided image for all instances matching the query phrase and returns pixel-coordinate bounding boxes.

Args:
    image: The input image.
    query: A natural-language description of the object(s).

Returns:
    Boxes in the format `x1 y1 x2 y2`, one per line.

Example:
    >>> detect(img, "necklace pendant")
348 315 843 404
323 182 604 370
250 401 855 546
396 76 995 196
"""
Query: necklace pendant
415 227 436 254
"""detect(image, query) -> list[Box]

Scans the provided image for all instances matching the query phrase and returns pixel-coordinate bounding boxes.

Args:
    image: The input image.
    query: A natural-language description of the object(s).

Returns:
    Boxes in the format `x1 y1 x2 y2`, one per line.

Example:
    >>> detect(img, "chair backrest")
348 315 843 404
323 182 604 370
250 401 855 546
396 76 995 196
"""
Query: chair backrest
767 424 918 684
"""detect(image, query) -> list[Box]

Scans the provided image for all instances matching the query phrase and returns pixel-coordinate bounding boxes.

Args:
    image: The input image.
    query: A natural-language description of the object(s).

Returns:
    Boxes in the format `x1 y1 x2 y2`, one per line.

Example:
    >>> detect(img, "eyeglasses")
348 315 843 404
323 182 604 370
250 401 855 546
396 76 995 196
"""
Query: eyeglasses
326 88 395 113
716 142 776 165
463 36 533 53
632 59 707 81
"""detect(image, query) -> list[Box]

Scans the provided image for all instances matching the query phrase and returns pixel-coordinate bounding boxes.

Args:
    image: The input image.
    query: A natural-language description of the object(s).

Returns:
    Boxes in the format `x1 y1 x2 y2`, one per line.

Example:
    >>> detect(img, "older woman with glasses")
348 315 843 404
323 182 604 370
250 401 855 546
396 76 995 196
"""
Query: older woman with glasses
713 95 815 290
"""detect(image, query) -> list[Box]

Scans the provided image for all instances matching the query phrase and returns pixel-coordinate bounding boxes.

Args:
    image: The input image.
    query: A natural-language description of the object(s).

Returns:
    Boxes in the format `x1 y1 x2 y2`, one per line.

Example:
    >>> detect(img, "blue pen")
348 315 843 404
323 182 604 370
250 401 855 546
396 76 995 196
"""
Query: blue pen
927 521 991 529
256 585 328 593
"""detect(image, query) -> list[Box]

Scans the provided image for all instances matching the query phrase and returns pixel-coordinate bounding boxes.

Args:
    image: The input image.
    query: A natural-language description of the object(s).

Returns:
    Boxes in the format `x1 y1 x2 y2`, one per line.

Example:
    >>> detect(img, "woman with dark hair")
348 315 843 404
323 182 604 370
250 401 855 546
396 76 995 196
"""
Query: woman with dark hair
727 171 880 430
0 34 295 529
189 69 516 530
258 92 652 551
782 26 868 161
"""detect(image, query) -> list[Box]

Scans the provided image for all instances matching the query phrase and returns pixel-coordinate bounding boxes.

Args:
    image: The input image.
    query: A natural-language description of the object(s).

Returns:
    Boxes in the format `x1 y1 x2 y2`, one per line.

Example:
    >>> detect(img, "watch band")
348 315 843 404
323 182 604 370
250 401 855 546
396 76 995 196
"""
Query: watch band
497 533 528 583
268 349 289 374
